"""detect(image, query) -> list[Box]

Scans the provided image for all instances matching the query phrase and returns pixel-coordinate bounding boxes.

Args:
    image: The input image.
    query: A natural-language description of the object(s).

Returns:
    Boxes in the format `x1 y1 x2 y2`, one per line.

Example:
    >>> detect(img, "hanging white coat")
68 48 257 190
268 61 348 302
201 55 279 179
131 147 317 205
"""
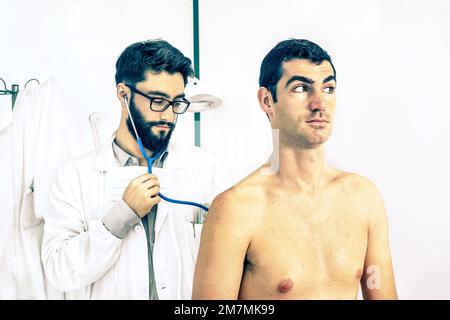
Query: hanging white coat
7 78 70 299
41 137 229 299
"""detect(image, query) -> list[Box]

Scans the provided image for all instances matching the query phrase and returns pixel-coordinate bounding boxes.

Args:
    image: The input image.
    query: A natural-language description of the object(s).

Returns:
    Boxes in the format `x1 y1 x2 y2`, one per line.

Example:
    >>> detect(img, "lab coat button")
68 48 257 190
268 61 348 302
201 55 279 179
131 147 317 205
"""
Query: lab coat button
134 225 142 232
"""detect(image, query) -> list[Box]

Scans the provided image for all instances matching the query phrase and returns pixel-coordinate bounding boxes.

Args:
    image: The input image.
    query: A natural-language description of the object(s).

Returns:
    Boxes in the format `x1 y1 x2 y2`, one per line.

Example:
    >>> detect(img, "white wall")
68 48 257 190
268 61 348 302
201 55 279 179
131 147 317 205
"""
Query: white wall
199 0 450 299
1 0 449 299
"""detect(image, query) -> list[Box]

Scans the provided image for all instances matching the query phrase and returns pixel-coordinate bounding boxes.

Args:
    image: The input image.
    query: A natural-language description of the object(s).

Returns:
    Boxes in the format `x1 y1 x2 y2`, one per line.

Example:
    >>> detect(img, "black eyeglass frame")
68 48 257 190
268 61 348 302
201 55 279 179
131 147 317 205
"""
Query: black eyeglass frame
125 84 191 114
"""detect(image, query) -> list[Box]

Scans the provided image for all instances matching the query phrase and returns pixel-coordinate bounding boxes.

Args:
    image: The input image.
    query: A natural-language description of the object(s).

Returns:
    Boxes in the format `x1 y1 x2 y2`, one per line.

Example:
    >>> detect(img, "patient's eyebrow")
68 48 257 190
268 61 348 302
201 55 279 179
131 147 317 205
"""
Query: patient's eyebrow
285 74 336 88
323 75 336 83
285 76 313 88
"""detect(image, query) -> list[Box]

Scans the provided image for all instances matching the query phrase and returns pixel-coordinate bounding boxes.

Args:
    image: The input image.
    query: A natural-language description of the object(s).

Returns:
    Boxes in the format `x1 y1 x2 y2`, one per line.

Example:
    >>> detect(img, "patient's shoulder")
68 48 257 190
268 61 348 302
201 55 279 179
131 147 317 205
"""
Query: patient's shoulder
327 168 384 209
207 172 267 226
210 184 263 215
340 170 380 195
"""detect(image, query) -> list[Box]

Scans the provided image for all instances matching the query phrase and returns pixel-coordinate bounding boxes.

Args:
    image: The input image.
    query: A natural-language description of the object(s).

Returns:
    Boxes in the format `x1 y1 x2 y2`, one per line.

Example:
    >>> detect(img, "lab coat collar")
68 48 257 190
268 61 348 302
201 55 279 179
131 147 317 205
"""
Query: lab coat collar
93 133 183 172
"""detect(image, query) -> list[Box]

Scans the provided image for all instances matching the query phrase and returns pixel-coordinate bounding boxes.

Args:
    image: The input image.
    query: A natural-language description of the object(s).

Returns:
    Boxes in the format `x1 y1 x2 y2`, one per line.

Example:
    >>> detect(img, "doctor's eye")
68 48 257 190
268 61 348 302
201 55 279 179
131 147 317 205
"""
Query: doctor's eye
152 98 167 107
173 100 184 108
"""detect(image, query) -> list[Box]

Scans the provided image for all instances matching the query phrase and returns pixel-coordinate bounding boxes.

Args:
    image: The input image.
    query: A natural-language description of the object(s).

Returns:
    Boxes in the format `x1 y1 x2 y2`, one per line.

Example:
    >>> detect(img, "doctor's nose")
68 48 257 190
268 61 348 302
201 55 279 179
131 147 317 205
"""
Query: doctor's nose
159 106 175 122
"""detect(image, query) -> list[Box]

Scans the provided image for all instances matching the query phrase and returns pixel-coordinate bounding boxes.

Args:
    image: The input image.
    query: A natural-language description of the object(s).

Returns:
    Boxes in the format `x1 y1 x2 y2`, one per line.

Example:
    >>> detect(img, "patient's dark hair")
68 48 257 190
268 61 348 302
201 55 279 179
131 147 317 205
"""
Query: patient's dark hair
115 39 194 86
259 39 336 102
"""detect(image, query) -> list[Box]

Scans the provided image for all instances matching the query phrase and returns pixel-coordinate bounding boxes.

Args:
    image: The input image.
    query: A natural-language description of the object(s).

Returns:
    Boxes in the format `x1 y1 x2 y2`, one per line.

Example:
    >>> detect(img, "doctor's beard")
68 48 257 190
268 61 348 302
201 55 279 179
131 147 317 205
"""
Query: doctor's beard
126 96 175 156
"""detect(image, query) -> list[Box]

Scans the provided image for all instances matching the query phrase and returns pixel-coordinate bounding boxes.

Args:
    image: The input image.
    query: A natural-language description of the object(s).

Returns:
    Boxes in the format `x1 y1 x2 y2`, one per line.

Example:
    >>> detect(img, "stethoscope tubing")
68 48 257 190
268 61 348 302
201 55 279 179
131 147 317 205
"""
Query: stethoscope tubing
138 138 209 212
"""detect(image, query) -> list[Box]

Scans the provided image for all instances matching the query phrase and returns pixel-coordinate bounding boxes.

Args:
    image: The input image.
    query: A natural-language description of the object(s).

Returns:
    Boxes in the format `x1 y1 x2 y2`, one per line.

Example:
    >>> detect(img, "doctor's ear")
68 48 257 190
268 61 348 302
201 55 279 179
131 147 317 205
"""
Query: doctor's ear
258 87 274 117
116 83 130 103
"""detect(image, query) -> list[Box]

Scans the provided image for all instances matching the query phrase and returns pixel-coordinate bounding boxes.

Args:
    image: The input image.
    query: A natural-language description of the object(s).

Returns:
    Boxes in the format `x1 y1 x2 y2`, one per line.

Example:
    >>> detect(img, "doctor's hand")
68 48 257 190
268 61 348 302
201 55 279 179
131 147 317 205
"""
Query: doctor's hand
122 173 161 218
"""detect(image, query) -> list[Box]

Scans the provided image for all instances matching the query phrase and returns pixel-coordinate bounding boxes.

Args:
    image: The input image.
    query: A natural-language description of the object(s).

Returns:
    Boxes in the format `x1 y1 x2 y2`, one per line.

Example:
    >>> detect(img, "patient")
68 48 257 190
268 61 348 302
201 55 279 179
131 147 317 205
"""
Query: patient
192 39 397 300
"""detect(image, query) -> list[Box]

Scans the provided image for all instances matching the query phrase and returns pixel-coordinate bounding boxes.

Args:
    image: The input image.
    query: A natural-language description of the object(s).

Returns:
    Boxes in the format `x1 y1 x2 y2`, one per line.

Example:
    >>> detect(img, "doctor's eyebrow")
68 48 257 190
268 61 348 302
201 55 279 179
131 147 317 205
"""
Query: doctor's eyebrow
145 90 185 100
145 90 170 98
174 93 186 100
285 75 336 88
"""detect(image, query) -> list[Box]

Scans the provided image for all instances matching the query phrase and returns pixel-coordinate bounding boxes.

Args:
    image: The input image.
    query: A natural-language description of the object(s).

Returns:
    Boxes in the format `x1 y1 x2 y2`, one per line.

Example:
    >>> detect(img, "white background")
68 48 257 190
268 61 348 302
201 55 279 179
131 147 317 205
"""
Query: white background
1 0 449 299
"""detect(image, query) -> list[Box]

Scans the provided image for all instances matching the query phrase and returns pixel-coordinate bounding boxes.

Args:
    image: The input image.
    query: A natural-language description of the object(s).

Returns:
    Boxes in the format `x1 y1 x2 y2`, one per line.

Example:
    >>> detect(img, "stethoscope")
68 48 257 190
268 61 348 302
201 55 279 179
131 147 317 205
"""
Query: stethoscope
124 96 209 212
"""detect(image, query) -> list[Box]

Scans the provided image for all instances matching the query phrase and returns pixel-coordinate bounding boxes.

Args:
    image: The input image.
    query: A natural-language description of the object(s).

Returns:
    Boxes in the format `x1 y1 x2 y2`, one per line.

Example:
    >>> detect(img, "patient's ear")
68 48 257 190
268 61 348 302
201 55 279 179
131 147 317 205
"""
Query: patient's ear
257 87 274 119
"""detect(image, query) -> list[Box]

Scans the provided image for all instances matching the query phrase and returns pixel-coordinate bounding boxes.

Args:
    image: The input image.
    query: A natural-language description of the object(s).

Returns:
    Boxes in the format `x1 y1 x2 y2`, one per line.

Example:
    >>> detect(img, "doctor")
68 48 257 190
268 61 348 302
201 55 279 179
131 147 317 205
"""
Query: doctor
41 39 228 299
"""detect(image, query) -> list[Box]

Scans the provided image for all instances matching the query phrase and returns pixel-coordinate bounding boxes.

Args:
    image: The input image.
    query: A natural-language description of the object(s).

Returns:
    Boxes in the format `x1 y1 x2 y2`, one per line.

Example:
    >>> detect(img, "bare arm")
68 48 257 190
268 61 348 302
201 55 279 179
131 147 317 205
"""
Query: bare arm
192 191 252 299
360 182 398 299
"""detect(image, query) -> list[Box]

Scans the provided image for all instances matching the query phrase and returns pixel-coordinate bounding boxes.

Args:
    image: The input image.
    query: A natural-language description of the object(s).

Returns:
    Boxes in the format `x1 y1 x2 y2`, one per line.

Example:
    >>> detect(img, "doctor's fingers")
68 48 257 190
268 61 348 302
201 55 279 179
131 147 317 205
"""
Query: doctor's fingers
147 195 161 207
140 177 160 190
133 173 159 184
130 176 159 191
146 185 160 197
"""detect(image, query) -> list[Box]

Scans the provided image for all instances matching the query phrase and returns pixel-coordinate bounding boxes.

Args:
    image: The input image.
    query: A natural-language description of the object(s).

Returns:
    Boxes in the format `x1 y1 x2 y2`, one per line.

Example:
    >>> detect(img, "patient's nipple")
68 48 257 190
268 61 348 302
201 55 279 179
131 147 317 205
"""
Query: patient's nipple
277 279 294 293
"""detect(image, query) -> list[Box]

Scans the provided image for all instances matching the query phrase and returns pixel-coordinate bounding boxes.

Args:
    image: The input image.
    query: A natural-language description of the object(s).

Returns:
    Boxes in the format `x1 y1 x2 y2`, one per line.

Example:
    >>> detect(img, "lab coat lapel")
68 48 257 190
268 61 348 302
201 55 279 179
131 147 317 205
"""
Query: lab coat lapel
154 141 183 240
154 197 169 241
92 135 122 220
92 135 117 172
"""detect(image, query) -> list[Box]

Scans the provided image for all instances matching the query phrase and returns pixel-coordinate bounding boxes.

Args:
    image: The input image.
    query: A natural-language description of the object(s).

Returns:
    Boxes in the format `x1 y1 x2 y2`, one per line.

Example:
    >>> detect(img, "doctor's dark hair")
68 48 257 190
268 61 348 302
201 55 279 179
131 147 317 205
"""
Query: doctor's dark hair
259 39 336 102
115 39 194 86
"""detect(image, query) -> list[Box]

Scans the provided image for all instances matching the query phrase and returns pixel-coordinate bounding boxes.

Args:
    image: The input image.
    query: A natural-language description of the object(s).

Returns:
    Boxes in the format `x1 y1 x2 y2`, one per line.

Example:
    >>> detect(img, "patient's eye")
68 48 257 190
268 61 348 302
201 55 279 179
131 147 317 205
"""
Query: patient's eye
324 86 335 94
293 85 308 93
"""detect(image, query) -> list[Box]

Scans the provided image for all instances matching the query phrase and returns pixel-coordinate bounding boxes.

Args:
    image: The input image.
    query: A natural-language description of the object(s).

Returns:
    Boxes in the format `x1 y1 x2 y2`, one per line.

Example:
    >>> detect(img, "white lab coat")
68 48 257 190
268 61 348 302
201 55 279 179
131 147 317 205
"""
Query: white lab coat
41 137 229 299
1 78 70 299
0 123 15 299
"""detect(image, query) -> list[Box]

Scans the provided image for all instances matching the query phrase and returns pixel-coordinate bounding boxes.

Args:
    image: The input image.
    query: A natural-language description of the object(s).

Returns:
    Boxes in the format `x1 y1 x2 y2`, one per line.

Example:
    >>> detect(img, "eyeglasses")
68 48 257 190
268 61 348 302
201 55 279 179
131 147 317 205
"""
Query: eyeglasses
125 84 191 114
